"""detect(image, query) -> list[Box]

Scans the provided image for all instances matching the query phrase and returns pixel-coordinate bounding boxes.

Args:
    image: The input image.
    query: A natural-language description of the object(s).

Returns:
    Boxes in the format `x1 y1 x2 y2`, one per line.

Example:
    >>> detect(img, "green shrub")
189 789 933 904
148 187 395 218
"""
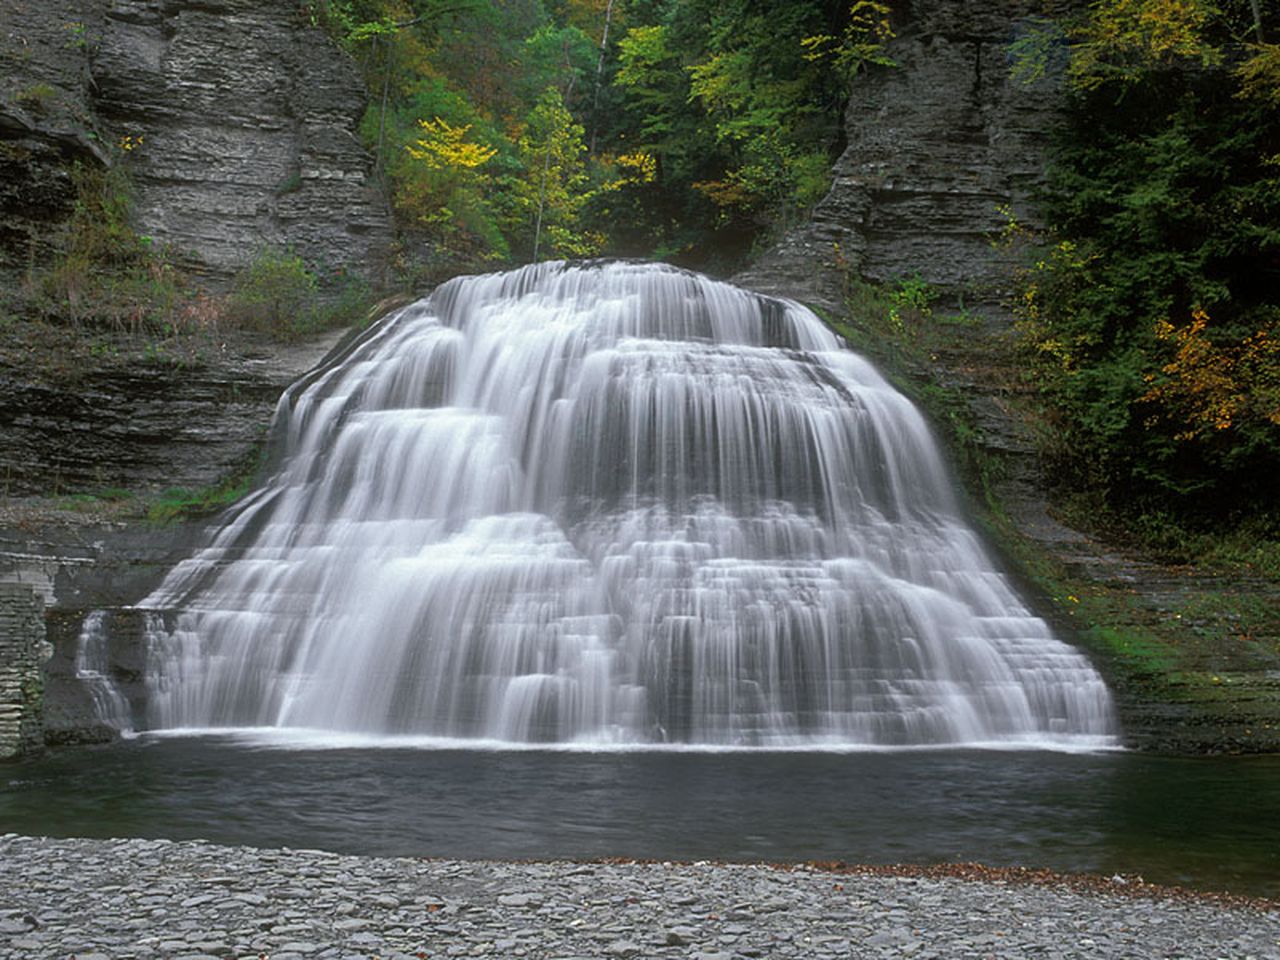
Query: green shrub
226 247 320 338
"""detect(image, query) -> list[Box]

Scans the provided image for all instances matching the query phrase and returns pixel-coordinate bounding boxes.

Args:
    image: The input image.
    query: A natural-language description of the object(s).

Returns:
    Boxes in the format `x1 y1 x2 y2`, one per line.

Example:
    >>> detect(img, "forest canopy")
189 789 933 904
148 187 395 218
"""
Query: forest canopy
302 0 877 277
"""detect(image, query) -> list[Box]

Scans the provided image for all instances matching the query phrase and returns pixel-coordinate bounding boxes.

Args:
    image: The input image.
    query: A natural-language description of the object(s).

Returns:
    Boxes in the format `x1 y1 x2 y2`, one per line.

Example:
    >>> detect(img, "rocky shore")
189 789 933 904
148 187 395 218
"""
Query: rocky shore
0 835 1276 960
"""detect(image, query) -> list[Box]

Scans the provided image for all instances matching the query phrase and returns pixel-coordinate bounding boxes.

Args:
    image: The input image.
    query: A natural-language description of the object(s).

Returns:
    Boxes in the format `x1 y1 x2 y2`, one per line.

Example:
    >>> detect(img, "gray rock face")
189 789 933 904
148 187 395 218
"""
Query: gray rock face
0 0 109 276
91 0 393 281
738 0 1075 312
0 0 392 284
0 583 49 760
0 332 343 497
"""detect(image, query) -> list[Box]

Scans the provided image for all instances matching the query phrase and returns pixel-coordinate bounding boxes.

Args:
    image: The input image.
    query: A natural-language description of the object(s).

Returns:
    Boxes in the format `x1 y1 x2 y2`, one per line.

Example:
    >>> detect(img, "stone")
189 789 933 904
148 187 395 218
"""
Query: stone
0 582 47 760
0 0 391 289
737 0 1081 313
665 925 699 946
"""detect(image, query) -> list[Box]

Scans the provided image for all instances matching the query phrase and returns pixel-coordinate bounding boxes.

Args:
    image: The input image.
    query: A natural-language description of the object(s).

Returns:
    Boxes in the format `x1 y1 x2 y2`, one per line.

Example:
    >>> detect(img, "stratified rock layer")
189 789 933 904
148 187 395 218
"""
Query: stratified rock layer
0 332 344 497
739 0 1073 311
0 0 391 283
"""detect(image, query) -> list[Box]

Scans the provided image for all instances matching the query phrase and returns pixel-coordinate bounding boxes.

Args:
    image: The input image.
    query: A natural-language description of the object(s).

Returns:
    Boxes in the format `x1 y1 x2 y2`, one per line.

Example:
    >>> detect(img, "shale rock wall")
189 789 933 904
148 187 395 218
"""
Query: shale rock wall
0 332 343 497
0 0 391 283
738 0 1074 313
0 582 50 760
0 327 345 751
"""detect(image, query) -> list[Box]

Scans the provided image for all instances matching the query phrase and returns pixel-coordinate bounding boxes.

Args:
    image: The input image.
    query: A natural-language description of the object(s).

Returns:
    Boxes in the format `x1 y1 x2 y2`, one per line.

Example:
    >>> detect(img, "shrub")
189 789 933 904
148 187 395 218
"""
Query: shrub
226 247 320 338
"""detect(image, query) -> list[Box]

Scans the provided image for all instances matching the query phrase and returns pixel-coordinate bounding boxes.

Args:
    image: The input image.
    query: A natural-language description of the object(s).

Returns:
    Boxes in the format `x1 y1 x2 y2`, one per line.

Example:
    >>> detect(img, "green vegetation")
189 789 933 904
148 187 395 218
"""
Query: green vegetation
832 270 1280 750
11 82 56 111
1005 0 1280 558
303 0 882 275
146 472 259 525
226 247 371 340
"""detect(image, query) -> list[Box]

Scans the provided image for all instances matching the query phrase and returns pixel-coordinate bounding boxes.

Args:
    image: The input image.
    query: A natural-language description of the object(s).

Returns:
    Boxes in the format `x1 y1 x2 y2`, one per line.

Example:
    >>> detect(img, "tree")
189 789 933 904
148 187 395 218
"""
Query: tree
1010 0 1280 517
500 87 603 259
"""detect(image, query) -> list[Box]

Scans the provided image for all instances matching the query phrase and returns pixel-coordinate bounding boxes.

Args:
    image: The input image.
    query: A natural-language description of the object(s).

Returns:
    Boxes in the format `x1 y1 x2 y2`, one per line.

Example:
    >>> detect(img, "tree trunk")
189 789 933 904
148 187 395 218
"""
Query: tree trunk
588 0 615 155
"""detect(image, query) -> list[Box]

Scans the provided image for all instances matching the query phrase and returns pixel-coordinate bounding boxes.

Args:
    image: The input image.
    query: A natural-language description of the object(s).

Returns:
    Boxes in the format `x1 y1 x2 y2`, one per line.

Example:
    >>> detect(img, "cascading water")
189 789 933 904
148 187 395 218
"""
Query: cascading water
140 261 1115 747
75 610 133 733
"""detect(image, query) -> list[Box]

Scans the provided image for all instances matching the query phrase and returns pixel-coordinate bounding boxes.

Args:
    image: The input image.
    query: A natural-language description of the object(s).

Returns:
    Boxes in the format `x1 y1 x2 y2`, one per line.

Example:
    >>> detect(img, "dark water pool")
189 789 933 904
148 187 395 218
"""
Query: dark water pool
2 736 1278 897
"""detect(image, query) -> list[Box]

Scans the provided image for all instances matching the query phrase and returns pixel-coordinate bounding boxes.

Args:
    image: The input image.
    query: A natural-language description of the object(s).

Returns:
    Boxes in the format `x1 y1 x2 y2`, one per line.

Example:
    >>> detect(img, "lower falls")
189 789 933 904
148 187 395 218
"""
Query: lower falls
134 260 1115 747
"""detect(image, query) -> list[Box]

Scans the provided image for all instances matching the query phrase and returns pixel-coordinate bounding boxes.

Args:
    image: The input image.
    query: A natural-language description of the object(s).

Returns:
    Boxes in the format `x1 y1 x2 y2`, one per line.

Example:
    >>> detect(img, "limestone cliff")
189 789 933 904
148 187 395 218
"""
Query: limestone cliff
0 0 392 283
738 0 1072 312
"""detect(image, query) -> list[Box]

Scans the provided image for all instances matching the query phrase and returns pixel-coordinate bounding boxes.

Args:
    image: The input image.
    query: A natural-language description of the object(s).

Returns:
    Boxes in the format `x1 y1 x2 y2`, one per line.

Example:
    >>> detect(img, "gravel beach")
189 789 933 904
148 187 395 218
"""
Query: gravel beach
0 835 1276 959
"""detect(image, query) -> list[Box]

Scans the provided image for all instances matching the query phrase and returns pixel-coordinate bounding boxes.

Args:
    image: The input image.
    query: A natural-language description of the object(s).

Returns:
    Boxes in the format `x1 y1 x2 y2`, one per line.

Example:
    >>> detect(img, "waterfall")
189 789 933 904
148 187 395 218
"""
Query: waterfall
75 610 133 733
140 261 1115 747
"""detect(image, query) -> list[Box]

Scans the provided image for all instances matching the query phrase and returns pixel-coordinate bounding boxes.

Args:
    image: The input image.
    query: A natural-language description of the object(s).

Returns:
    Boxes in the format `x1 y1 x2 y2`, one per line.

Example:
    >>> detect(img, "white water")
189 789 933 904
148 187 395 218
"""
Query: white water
140 261 1115 747
75 610 133 733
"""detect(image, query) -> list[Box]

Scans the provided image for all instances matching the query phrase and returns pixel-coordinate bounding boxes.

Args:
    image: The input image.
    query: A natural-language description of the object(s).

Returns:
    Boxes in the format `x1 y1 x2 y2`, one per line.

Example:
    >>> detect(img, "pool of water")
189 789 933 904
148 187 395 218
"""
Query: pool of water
3 736 1277 897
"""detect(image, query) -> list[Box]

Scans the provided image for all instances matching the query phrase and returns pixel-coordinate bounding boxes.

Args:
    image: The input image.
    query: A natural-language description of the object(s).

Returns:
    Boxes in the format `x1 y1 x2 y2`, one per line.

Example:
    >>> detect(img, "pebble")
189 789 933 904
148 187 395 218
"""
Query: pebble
0 835 1276 959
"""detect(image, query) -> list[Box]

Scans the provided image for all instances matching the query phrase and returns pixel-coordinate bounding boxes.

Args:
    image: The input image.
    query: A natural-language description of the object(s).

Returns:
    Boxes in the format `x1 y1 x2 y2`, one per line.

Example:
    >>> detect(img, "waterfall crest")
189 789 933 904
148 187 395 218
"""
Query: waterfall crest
141 261 1115 747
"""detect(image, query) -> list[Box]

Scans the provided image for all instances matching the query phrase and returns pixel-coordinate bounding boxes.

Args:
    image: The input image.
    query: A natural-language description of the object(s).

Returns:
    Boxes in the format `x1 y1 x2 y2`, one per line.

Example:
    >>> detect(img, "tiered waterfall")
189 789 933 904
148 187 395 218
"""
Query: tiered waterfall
140 261 1115 747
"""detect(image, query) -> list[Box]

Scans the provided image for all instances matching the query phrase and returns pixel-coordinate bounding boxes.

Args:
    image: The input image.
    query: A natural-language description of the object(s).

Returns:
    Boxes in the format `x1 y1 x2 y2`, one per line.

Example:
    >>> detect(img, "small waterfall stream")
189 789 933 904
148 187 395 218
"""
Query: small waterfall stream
140 261 1115 747
75 610 133 733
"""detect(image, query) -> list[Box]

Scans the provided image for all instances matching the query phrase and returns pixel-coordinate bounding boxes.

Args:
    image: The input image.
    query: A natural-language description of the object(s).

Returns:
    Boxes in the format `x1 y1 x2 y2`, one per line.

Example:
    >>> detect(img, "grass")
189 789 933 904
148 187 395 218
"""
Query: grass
145 445 264 525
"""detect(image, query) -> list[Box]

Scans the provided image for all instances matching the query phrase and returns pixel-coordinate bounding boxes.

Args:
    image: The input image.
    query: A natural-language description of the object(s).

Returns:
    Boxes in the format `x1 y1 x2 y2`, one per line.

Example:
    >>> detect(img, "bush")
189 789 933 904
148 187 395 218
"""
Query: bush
226 247 320 338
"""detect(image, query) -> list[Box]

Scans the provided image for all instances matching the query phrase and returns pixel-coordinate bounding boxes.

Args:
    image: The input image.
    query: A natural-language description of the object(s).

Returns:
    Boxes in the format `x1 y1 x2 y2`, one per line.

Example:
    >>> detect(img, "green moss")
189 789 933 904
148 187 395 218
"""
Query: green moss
58 488 135 512
146 475 256 526
12 83 56 111
145 441 266 525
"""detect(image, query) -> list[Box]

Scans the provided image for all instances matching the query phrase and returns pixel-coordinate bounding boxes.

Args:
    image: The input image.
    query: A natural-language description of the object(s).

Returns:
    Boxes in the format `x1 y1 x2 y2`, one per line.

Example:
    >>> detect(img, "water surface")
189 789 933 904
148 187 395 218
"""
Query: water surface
3 737 1276 898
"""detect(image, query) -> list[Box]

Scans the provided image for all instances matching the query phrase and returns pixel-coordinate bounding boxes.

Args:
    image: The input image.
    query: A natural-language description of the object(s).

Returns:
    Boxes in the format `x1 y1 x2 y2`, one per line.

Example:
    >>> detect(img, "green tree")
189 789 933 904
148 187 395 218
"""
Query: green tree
1010 0 1280 521
500 87 603 259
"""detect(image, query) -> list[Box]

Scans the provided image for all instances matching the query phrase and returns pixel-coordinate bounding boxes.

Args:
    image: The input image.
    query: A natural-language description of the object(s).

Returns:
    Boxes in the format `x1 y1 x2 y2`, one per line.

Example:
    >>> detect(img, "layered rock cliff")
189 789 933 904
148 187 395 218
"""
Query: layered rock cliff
1 0 394 753
738 0 1071 312
0 0 392 283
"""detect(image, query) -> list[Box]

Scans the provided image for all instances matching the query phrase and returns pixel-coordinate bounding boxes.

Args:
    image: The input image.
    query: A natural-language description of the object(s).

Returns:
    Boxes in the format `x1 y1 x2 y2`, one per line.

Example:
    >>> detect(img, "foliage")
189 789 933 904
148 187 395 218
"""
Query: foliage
226 247 319 335
301 0 870 274
11 82 57 111
1007 0 1280 523
1235 42 1280 106
886 273 933 331
146 472 258 525
1142 307 1280 442
225 247 369 340
1066 0 1221 88
800 1 896 83
499 87 603 259
1007 17 1070 85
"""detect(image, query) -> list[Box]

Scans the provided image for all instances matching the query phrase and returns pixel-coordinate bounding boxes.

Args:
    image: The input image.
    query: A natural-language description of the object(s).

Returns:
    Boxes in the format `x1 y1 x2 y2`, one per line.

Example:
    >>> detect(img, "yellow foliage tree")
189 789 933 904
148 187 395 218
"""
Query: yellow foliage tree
397 117 500 252
406 117 498 172
1142 307 1280 440
1235 42 1280 107
800 1 895 83
1069 0 1221 88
